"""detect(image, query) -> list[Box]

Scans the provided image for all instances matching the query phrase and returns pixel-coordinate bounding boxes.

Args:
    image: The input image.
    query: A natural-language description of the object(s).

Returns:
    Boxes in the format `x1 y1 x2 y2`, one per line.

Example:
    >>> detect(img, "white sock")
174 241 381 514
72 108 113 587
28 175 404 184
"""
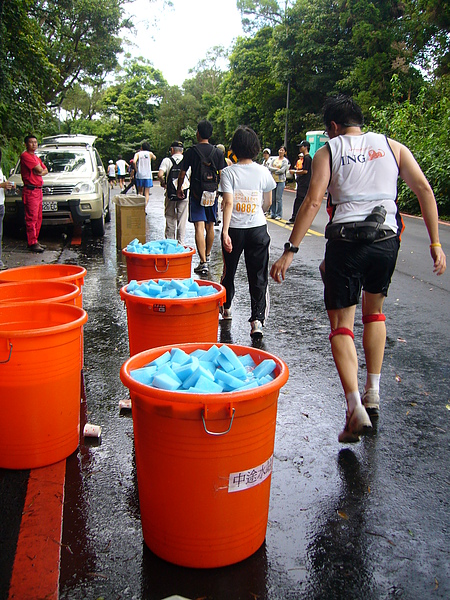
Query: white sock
365 373 380 392
345 391 361 414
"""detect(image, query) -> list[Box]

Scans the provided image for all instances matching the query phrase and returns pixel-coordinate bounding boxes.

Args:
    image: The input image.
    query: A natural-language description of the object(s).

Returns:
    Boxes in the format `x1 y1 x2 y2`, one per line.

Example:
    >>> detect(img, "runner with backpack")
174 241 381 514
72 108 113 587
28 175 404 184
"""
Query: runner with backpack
176 120 226 275
157 141 190 244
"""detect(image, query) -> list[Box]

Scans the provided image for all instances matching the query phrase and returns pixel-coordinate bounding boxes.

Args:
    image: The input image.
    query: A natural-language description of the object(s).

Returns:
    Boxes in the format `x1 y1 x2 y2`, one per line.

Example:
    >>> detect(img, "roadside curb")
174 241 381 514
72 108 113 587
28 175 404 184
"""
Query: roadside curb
7 461 66 600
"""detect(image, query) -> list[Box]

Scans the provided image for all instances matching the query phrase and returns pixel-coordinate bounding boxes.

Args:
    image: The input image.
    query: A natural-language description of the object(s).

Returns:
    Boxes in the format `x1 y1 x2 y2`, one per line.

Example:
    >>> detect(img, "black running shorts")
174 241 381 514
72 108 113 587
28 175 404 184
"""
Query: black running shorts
324 236 400 310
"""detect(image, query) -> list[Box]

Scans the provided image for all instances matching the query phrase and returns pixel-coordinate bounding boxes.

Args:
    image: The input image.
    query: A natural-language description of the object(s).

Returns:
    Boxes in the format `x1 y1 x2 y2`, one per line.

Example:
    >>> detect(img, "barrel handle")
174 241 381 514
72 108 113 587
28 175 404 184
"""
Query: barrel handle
154 258 169 273
202 406 235 436
0 342 13 364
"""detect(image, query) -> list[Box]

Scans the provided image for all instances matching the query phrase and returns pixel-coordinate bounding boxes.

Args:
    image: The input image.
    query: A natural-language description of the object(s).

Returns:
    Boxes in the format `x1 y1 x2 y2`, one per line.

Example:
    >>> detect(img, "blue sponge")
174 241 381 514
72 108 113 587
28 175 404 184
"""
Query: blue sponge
252 359 276 380
219 345 243 370
149 351 171 368
193 375 223 393
170 348 191 365
130 345 279 395
152 373 182 391
130 365 157 385
215 369 247 391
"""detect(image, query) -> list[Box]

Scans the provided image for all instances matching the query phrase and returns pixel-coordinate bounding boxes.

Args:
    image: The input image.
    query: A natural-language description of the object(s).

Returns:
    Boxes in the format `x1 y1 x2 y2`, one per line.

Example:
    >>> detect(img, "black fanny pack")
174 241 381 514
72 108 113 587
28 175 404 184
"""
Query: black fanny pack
24 184 42 190
325 221 396 243
325 205 397 243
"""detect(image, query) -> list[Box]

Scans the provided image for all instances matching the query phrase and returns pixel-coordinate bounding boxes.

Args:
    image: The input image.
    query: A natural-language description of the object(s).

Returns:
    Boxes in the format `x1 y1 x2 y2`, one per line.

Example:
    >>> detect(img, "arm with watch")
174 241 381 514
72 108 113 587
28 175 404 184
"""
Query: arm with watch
270 146 330 283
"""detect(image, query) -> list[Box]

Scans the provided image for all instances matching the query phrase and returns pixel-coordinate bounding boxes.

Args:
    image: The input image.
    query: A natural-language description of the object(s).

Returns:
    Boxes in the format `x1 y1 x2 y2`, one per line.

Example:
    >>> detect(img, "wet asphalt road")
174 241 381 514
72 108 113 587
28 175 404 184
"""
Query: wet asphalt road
1 185 449 600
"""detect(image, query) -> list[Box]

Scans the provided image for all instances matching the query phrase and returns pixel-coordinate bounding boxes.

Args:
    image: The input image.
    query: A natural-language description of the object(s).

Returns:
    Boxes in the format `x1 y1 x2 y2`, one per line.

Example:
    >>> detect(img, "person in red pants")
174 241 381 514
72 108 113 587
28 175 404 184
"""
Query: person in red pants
20 135 48 253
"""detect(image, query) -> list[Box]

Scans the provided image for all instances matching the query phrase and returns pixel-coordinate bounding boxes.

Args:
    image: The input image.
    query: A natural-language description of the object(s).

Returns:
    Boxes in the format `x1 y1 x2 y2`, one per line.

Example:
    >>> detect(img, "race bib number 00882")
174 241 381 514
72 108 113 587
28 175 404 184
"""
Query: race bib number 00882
234 189 261 214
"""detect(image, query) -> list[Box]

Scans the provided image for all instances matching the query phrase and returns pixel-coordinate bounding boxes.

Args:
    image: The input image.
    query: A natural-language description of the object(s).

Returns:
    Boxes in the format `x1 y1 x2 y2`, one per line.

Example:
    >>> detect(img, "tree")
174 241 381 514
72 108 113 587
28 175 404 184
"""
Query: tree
336 0 424 110
0 0 57 139
181 47 230 144
237 0 292 32
147 85 202 157
92 56 168 159
219 28 285 148
404 0 450 77
186 46 229 97
32 0 129 107
61 84 94 122
0 0 135 170
276 0 354 136
370 74 450 216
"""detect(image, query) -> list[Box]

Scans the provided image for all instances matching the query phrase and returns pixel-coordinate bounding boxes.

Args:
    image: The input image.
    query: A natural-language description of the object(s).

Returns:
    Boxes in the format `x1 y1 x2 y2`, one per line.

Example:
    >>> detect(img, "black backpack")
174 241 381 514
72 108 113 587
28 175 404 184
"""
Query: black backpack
166 156 183 201
192 145 219 199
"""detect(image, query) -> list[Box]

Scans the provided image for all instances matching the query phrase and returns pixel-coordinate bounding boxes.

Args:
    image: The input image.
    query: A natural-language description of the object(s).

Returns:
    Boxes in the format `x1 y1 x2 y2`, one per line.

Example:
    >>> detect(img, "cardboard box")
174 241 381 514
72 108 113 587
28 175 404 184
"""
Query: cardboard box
113 194 146 249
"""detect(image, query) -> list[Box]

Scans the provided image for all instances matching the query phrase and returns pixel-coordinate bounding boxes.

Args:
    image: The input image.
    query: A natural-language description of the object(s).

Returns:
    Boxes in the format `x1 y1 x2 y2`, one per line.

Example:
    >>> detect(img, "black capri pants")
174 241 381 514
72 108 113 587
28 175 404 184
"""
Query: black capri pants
221 224 271 323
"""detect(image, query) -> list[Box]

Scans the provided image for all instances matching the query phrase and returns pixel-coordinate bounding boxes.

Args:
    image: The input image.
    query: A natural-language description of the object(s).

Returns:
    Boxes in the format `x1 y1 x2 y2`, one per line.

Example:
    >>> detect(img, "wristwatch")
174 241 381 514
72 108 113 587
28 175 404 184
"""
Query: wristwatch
284 242 299 253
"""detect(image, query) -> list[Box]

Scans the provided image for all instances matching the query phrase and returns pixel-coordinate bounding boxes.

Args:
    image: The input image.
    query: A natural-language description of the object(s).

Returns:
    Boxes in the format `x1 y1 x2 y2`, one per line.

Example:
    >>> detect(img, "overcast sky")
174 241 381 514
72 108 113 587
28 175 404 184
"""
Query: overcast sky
123 0 245 86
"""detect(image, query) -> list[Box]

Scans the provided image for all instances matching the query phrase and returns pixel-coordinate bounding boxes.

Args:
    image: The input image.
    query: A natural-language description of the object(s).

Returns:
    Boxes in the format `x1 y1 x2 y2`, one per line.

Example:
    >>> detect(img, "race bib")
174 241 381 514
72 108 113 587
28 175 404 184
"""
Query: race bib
234 189 261 215
200 191 216 207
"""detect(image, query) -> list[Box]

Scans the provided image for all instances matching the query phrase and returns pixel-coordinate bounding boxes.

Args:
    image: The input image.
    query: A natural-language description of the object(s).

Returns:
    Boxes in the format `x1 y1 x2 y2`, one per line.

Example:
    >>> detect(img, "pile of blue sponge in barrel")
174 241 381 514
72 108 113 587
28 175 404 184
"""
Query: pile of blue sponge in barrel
126 278 218 299
126 238 190 254
131 345 277 393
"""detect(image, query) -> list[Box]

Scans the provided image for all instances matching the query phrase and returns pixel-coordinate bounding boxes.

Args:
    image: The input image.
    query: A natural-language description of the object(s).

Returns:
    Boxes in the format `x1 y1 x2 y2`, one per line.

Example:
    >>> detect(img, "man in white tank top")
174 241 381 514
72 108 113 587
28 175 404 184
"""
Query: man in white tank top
270 94 446 443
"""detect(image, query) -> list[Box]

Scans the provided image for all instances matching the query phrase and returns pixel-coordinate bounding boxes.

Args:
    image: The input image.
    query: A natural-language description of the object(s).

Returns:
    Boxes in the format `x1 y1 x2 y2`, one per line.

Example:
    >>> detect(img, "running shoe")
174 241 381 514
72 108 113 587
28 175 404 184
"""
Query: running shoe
338 404 372 443
194 262 208 274
362 389 380 416
250 320 263 338
220 307 232 320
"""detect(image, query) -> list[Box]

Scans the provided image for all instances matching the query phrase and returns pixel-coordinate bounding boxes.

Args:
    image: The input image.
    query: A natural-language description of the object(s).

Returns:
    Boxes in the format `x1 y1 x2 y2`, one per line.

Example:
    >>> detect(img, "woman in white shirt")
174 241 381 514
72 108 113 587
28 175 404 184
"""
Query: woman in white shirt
220 126 276 338
267 146 290 220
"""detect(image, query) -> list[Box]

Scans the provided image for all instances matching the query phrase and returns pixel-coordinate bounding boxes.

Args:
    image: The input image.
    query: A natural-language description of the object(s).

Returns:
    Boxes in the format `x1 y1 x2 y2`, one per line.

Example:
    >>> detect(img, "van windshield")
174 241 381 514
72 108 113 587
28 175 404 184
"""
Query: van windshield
35 149 93 174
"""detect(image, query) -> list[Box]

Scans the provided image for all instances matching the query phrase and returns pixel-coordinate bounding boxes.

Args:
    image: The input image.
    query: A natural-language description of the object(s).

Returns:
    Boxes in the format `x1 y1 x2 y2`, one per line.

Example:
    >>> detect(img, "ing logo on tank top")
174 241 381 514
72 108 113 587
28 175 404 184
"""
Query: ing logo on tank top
340 148 385 165
368 149 385 161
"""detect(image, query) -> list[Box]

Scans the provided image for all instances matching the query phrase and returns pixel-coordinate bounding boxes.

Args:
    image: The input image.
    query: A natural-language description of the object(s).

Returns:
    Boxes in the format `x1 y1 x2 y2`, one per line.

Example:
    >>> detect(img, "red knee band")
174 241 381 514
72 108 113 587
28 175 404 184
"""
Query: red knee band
329 327 355 341
362 313 386 324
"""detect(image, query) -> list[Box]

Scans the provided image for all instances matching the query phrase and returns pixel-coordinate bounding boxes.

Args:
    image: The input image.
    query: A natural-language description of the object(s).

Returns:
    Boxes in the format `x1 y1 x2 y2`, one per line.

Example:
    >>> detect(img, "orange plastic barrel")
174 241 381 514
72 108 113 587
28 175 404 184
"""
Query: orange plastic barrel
0 302 88 469
120 342 289 568
0 264 86 307
0 280 80 306
120 279 226 355
122 246 195 283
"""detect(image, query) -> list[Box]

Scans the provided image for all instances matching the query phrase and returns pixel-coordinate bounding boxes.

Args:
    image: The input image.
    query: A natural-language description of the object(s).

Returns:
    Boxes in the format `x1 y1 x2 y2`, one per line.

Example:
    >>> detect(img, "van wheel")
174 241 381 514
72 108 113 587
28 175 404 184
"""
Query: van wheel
105 197 111 223
91 212 105 237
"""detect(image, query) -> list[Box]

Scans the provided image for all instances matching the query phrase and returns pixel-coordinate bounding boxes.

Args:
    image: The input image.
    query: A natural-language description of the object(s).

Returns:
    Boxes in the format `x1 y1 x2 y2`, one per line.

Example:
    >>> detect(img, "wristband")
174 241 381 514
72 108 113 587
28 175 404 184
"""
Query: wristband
430 243 442 248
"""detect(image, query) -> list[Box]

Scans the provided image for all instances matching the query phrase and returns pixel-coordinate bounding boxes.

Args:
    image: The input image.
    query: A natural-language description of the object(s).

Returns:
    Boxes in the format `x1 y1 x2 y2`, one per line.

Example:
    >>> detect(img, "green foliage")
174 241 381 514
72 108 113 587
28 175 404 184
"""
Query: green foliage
33 0 127 105
220 28 285 147
103 57 167 126
403 0 450 77
370 75 450 216
278 0 354 147
0 0 57 137
336 0 425 111
0 0 448 210
237 0 289 32
0 0 131 167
